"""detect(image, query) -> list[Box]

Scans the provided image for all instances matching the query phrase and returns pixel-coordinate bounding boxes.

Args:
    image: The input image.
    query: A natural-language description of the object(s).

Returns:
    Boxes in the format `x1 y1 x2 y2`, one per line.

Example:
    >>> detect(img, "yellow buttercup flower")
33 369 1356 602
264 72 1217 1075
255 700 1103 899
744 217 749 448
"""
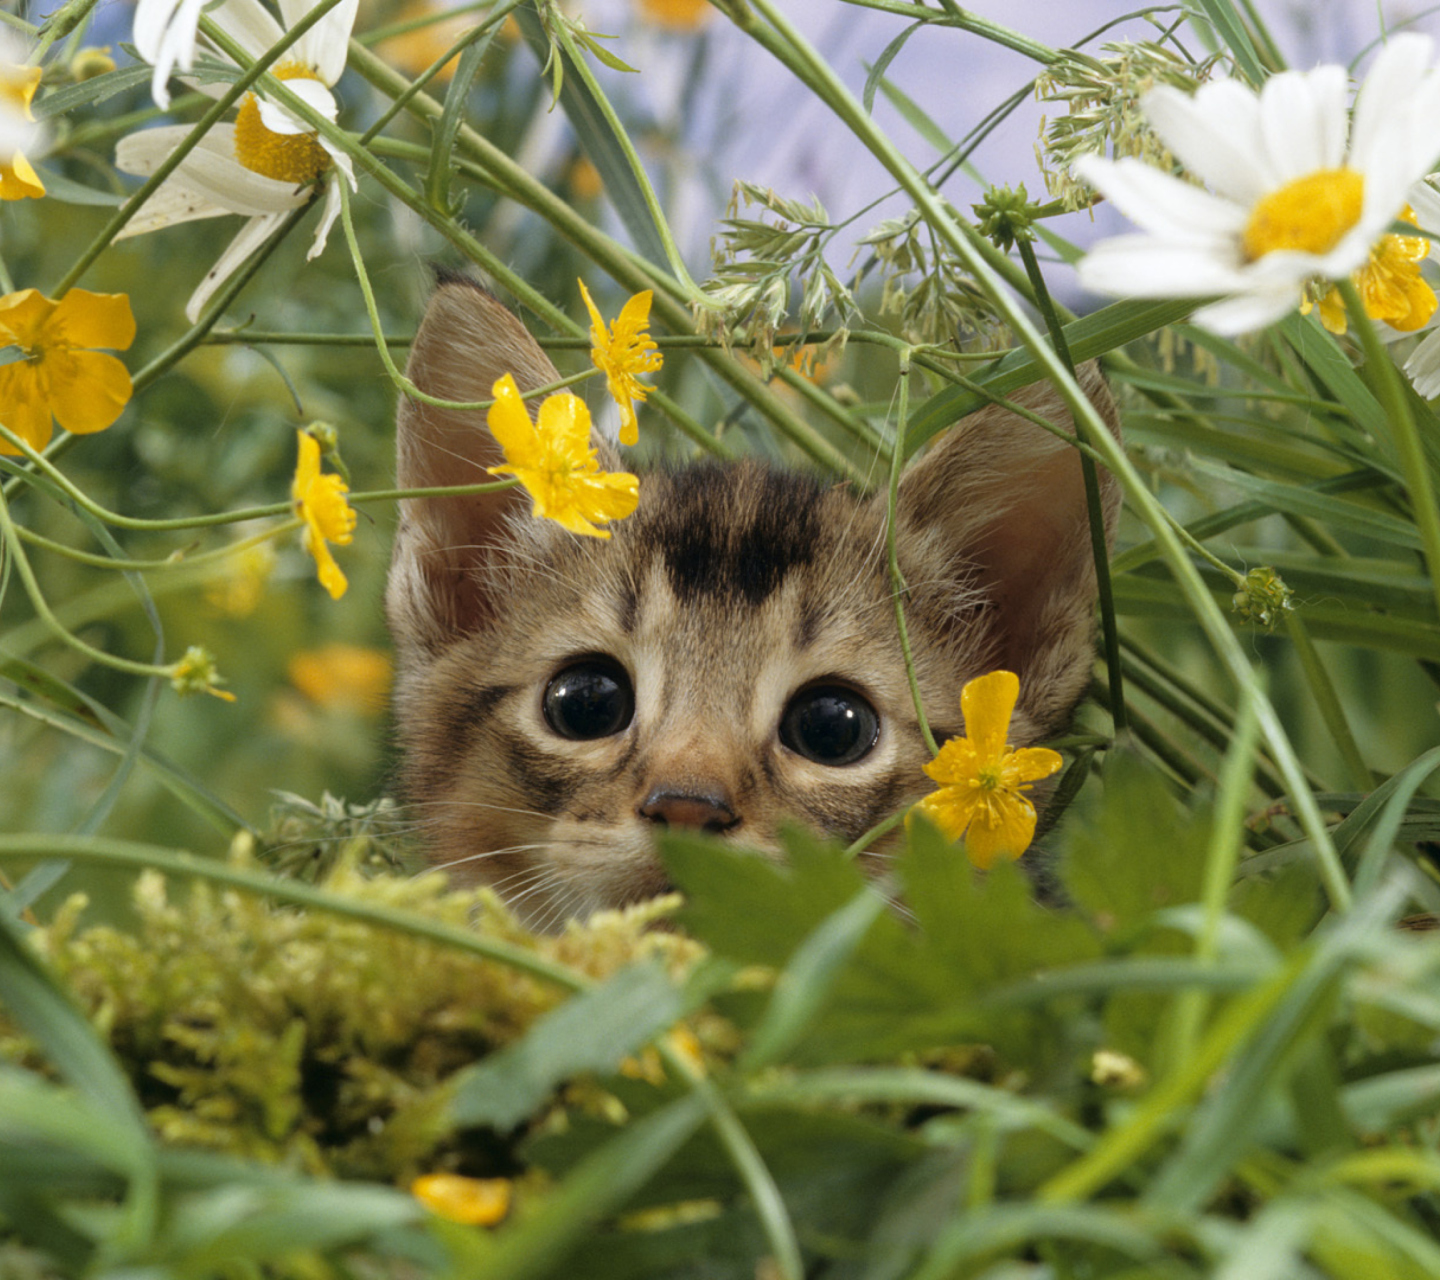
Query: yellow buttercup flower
291 430 356 600
579 279 662 447
1304 204 1437 335
913 670 1063 870
288 643 392 713
411 1173 511 1226
637 0 712 30
1 60 44 201
486 373 640 539
0 289 135 454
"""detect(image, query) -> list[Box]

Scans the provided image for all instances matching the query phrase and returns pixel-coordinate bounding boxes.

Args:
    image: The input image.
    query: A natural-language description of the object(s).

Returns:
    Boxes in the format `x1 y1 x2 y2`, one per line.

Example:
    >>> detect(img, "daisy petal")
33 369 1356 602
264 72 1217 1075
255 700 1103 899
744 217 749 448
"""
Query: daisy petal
1141 80 1268 205
1077 236 1248 299
287 0 359 84
306 169 345 260
1075 156 1246 240
1191 285 1302 335
185 210 287 322
1351 34 1433 166
1405 327 1440 397
255 79 337 135
1256 65 1347 182
203 0 284 64
113 182 231 238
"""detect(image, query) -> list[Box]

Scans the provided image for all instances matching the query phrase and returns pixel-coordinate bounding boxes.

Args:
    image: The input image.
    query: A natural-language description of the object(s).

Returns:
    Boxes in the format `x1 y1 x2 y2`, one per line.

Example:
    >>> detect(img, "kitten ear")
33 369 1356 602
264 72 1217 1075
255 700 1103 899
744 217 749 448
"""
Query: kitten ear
894 362 1122 733
388 277 561 653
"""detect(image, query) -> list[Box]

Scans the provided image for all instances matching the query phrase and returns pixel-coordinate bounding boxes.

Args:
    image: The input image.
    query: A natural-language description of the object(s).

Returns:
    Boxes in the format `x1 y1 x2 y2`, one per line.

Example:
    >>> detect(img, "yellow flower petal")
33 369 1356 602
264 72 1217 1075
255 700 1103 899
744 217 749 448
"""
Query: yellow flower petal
579 279 661 448
50 288 138 351
0 361 56 451
915 669 1060 868
485 373 640 539
959 669 1019 761
47 349 133 435
291 430 356 599
962 792 1040 870
1 151 45 200
0 288 135 453
412 1173 511 1226
1000 746 1064 787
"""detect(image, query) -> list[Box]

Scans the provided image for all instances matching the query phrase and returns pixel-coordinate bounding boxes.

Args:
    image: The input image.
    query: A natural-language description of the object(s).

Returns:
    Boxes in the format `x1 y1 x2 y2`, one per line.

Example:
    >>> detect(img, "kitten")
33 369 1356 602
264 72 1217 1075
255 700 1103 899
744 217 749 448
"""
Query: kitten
387 277 1120 930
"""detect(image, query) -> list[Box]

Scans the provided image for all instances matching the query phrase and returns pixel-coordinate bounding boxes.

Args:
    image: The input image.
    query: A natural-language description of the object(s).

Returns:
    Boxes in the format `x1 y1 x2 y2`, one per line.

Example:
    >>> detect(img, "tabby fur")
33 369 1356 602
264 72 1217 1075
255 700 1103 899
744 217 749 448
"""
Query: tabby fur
387 277 1120 929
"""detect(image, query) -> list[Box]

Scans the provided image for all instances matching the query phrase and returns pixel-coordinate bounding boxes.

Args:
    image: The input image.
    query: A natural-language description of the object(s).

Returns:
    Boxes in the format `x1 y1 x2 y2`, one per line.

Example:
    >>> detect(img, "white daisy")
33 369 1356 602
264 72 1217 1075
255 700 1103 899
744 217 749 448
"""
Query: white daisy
132 0 209 110
115 0 358 322
1074 35 1440 335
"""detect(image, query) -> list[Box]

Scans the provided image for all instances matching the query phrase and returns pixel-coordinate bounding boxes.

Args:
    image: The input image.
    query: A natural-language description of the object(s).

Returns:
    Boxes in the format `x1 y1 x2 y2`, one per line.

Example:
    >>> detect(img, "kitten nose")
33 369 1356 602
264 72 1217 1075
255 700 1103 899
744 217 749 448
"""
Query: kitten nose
639 788 738 833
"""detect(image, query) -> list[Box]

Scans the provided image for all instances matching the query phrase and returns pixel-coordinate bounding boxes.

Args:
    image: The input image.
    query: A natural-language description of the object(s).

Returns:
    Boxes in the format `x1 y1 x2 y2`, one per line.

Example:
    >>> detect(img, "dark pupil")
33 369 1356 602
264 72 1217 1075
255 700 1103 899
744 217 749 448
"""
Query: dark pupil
543 661 634 740
781 686 878 766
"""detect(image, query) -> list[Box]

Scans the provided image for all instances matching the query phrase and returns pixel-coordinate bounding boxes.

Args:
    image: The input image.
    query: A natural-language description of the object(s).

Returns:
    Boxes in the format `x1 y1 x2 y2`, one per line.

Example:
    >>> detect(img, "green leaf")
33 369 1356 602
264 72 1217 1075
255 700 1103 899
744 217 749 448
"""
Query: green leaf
450 961 684 1129
664 828 870 969
510 6 668 267
164 1181 422 1269
0 910 158 1257
905 297 1197 452
1190 0 1267 83
873 66 953 155
1059 749 1209 938
740 886 889 1070
483 1094 709 1280
25 168 126 206
1145 875 1410 1213
31 63 154 118
863 22 924 116
425 28 498 213
1278 312 1391 448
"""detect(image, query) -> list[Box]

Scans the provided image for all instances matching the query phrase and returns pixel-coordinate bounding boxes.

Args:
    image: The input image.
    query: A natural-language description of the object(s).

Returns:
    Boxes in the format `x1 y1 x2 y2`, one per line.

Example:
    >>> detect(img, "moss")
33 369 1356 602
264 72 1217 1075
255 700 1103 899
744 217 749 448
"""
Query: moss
3 850 706 1184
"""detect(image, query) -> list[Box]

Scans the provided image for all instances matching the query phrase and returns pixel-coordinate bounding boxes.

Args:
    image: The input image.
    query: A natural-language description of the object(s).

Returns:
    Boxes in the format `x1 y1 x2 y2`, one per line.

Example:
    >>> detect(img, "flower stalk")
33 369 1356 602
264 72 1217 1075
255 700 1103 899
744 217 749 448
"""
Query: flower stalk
1012 230 1127 733
738 0 1350 911
1337 278 1440 625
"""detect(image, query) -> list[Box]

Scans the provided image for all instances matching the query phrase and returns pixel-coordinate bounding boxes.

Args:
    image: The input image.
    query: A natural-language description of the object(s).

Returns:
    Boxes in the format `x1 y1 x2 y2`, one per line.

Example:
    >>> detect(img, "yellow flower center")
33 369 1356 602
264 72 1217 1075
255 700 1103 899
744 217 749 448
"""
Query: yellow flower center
233 62 331 185
1243 168 1364 260
976 762 1004 793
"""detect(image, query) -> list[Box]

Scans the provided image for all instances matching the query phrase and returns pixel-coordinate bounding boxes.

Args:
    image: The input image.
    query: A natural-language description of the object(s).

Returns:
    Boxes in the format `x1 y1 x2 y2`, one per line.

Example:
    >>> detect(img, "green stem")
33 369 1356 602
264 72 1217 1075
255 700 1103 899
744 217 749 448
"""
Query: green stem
546 12 720 313
1167 688 1260 1069
1283 611 1372 792
656 1041 802 1280
0 485 175 682
738 0 1350 911
335 178 570 409
50 0 351 297
887 354 938 757
1338 279 1440 624
342 41 865 480
1015 234 1126 733
831 0 1061 63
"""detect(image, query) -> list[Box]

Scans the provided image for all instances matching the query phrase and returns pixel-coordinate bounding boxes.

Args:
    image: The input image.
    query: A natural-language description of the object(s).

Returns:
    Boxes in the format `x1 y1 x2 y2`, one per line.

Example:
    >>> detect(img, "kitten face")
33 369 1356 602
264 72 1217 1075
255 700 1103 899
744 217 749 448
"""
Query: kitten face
388 278 1119 929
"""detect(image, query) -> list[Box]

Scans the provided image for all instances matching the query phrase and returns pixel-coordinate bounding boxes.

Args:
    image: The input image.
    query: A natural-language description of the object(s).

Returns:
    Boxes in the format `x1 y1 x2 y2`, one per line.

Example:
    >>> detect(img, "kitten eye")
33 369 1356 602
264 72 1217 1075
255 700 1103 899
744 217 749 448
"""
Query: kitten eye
543 658 635 741
779 684 879 766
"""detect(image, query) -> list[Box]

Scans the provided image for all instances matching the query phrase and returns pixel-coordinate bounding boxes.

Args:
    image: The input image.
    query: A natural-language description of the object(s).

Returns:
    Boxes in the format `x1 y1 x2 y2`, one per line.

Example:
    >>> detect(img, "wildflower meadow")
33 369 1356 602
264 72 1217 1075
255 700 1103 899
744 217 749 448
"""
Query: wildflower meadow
2 0 1440 1275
